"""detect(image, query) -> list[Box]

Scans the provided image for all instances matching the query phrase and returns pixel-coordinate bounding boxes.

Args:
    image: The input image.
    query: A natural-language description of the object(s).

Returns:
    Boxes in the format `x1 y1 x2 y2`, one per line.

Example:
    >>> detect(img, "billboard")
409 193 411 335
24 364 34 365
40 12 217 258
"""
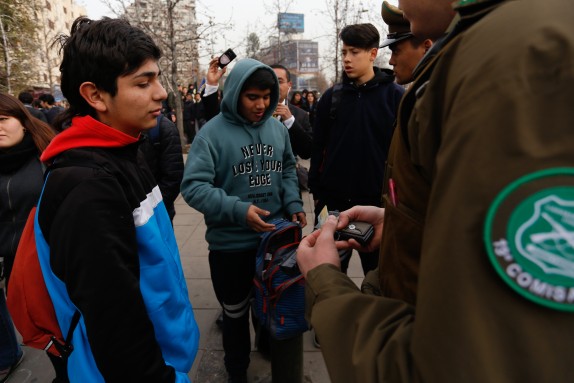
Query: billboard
275 41 318 73
297 41 318 73
278 13 304 33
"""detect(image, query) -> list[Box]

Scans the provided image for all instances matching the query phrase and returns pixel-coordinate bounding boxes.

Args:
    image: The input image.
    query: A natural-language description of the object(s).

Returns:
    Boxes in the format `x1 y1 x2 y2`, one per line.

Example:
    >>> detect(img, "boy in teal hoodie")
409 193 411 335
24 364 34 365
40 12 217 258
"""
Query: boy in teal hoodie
181 59 306 382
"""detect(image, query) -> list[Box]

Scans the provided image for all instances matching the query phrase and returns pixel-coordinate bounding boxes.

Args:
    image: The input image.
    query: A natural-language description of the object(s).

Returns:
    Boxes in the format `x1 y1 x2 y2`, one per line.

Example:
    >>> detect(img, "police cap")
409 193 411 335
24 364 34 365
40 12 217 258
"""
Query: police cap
380 1 413 48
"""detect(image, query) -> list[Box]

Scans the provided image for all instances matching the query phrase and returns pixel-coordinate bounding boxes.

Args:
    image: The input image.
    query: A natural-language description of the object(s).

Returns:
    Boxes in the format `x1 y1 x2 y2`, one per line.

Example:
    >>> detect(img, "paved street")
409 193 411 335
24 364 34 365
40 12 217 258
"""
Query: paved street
6 159 365 382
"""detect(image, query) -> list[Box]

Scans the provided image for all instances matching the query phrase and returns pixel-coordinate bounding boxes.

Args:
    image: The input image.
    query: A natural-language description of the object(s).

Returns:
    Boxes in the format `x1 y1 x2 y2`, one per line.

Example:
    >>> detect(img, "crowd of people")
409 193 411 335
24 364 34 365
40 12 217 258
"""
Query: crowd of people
1 0 573 382
14 91 64 129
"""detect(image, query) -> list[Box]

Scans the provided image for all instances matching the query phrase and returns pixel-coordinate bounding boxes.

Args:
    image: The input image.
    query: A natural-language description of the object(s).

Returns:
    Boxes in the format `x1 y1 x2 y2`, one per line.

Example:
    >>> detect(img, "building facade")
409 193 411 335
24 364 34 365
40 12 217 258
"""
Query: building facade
31 0 86 95
124 0 199 89
260 38 320 91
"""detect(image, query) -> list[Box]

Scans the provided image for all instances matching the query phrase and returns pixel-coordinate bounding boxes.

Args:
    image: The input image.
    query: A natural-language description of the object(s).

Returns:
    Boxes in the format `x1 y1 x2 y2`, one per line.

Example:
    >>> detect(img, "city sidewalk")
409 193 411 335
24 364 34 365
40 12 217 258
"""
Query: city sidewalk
7 159 365 383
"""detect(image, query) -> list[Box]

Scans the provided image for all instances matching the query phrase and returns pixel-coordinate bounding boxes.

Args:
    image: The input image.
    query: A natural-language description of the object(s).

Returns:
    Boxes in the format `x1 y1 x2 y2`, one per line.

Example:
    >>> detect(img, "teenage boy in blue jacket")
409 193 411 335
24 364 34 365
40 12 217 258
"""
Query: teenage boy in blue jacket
181 58 306 383
37 17 199 382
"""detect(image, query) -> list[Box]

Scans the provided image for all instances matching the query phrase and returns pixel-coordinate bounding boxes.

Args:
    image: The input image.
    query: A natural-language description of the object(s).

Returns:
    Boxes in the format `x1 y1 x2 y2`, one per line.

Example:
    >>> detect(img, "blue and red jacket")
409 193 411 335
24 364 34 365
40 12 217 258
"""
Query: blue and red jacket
37 115 199 382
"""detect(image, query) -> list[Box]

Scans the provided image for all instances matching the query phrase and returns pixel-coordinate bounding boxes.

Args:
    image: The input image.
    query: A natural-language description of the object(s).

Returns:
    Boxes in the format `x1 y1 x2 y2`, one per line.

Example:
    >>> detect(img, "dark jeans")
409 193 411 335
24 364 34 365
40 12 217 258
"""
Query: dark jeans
209 249 304 382
0 288 22 370
314 198 379 275
183 119 195 144
209 249 256 377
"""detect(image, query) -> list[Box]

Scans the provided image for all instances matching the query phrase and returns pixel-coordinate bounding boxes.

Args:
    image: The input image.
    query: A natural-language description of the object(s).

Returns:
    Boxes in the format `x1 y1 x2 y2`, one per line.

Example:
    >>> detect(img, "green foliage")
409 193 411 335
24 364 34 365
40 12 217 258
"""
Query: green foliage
246 32 261 60
0 0 39 94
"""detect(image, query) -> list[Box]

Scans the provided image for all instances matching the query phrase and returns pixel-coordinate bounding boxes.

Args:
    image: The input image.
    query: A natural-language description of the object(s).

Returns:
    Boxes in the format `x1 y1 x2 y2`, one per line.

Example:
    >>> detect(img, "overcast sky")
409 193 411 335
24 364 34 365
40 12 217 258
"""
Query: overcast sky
78 0 399 75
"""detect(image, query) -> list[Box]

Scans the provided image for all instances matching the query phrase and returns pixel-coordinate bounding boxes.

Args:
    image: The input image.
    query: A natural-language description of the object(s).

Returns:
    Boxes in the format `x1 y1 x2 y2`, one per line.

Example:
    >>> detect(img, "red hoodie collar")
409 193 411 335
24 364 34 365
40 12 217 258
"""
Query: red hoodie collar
41 115 139 162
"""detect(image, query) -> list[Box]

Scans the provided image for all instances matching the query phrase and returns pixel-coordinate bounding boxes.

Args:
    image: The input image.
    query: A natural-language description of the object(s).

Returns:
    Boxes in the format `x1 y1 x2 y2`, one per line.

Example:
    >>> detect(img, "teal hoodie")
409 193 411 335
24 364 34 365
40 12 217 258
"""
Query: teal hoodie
181 59 303 251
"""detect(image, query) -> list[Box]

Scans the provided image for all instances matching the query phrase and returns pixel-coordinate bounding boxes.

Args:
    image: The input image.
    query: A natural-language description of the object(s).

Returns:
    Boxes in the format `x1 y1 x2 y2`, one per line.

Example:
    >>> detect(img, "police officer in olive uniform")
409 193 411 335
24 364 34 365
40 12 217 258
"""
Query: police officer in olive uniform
297 0 574 382
352 1 437 307
380 1 432 85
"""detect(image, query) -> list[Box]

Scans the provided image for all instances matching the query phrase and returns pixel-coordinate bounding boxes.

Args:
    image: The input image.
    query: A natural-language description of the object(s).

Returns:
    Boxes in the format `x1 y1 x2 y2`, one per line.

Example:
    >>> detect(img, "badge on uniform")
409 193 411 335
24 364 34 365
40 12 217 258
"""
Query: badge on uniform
484 168 574 311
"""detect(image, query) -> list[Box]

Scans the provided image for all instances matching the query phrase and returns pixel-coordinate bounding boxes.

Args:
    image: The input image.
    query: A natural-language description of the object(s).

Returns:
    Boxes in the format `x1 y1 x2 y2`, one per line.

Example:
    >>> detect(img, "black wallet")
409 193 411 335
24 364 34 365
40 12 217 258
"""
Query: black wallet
335 221 375 246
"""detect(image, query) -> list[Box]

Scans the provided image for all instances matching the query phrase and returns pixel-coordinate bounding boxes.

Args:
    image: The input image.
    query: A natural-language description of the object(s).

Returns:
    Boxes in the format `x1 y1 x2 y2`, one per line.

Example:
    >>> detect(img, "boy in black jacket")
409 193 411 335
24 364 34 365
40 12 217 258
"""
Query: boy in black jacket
308 23 404 275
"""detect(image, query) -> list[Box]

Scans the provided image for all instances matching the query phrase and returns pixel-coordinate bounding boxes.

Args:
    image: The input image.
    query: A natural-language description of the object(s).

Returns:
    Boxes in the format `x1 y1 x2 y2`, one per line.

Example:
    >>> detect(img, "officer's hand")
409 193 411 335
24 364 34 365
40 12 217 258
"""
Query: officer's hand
291 212 307 228
274 104 292 121
337 205 384 252
207 57 226 86
246 205 275 232
297 215 341 277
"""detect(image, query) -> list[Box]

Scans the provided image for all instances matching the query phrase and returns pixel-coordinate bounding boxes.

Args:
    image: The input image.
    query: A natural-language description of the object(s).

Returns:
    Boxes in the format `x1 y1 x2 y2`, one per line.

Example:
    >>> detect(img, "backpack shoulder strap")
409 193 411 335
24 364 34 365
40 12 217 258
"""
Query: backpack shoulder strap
148 115 162 144
50 310 81 358
328 83 344 122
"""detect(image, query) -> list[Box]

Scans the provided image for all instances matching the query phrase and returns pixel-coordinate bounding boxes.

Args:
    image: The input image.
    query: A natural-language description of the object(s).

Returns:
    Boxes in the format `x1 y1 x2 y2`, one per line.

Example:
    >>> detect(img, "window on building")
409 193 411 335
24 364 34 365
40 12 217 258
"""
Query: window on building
46 1 51 10
63 6 67 14
48 20 54 30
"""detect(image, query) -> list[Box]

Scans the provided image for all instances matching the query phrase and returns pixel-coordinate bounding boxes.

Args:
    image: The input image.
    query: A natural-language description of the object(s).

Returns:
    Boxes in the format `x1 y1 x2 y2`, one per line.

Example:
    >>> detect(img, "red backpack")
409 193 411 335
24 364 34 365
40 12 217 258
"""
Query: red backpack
7 207 79 357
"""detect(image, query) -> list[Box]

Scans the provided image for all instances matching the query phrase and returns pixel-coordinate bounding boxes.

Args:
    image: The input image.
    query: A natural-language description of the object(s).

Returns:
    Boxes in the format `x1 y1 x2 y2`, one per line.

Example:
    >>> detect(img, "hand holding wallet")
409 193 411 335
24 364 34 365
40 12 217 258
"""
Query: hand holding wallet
327 210 374 246
335 221 375 246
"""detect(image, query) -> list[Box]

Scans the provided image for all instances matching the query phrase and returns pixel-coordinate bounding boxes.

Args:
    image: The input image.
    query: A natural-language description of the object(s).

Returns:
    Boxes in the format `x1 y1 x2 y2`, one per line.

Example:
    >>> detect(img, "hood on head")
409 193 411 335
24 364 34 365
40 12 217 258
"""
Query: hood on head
220 58 279 125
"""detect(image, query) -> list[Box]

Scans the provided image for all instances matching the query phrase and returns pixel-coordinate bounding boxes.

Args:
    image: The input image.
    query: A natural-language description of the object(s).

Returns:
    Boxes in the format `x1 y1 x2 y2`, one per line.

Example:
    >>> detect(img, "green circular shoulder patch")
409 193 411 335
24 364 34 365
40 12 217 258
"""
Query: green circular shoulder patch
484 168 574 311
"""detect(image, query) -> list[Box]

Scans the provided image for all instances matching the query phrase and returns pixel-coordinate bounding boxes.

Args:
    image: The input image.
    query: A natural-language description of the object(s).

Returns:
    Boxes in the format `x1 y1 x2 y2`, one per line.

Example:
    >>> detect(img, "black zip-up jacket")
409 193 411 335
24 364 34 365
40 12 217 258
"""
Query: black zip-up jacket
36 115 198 381
309 67 404 205
139 116 184 220
0 155 43 283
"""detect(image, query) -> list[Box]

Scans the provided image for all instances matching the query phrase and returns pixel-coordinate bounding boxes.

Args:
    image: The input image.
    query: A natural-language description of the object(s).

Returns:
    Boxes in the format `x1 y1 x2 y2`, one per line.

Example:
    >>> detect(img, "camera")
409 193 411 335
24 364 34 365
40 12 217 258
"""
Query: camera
218 48 237 68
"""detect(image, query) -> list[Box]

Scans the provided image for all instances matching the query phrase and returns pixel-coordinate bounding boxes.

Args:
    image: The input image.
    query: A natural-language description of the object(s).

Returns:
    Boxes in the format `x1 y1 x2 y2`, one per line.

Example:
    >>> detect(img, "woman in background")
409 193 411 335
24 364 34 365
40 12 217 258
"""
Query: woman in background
304 91 318 127
290 91 303 108
0 93 56 382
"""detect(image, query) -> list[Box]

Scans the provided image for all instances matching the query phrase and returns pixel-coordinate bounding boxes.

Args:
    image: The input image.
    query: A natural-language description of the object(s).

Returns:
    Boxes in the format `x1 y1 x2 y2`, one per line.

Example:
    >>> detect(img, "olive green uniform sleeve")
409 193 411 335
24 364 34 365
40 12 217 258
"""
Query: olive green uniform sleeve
305 265 416 383
306 1 574 383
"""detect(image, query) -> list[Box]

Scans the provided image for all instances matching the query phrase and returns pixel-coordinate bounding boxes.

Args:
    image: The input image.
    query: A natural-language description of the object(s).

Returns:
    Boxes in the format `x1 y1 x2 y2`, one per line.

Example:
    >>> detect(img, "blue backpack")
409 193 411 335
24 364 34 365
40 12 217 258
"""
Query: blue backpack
253 219 309 340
